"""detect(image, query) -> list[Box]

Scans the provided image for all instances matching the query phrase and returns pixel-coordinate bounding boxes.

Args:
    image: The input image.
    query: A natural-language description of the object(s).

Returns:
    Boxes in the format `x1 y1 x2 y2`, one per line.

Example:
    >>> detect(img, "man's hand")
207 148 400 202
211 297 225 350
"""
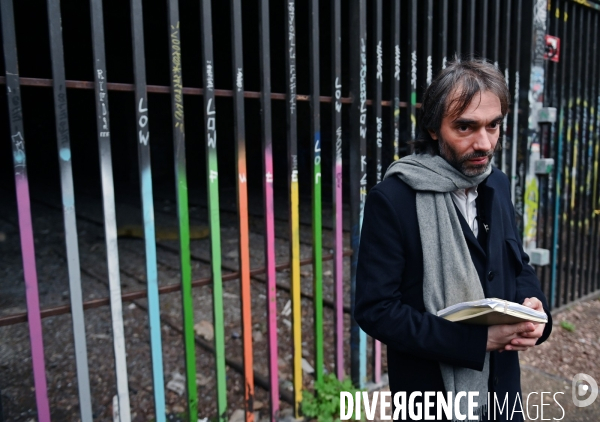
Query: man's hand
506 297 546 351
486 297 547 352
486 322 536 352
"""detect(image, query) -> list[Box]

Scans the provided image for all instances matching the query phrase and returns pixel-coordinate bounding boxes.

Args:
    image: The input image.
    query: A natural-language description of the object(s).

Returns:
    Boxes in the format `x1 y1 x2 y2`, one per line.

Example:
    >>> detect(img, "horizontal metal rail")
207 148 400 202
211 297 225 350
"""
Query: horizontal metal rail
0 249 353 327
0 76 409 108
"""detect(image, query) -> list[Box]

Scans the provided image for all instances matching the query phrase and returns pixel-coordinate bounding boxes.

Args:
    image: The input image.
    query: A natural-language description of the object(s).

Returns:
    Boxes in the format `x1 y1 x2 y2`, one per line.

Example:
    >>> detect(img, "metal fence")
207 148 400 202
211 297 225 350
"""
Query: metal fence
1 0 599 421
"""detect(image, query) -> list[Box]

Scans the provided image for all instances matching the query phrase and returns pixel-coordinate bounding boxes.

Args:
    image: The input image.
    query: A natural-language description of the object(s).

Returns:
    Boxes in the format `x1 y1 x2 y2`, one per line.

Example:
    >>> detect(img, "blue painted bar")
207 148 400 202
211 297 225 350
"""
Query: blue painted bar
129 0 166 418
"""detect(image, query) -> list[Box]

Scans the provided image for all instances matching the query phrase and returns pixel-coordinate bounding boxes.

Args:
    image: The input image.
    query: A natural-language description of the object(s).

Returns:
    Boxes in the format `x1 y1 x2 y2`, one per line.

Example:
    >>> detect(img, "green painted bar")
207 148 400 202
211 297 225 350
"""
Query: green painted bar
200 0 228 419
165 4 198 419
309 0 323 384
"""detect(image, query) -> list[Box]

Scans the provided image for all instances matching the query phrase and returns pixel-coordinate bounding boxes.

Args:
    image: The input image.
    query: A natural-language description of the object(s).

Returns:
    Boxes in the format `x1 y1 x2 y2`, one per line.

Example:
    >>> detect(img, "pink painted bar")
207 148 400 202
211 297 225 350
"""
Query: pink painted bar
374 340 381 383
2 0 51 416
264 144 279 419
259 0 279 418
16 176 51 421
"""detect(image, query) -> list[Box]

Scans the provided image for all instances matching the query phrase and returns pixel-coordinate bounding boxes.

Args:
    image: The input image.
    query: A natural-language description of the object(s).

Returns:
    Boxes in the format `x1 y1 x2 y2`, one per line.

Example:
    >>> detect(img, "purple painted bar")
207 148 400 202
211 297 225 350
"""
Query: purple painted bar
374 341 381 383
258 0 279 416
264 144 279 418
1 0 51 416
16 176 51 421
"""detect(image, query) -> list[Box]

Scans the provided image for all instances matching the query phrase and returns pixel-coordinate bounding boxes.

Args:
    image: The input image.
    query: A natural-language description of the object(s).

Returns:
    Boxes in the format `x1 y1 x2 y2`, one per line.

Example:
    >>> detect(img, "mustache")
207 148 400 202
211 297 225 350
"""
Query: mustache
461 150 494 160
460 142 502 161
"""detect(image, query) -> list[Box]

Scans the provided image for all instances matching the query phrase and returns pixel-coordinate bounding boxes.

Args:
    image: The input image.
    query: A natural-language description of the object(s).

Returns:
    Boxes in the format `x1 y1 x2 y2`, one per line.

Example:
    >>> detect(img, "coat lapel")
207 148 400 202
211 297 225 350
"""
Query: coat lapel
478 178 497 256
454 202 486 258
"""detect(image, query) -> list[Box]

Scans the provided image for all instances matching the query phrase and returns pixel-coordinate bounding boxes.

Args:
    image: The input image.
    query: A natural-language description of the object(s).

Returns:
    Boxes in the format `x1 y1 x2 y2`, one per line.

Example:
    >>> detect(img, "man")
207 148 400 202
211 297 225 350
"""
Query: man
354 60 552 421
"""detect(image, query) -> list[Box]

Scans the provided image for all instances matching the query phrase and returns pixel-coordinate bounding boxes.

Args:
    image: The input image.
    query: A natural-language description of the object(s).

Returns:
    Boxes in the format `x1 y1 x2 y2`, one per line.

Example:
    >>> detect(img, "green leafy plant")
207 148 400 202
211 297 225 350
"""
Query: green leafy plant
560 320 575 332
302 373 364 422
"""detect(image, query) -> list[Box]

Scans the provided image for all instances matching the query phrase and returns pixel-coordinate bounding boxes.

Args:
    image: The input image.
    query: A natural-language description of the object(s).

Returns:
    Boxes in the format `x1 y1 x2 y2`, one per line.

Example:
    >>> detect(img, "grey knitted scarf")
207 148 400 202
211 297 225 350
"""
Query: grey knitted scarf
384 153 491 421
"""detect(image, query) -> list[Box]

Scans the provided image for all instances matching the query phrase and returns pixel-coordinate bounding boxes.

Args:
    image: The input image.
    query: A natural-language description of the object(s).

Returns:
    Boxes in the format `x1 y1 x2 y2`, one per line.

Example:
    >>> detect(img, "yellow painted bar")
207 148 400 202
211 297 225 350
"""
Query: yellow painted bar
290 179 302 417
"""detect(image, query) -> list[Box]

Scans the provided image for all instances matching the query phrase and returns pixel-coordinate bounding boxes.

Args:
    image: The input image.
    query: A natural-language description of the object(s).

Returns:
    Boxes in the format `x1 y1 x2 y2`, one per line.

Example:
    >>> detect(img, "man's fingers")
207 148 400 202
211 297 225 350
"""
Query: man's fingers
504 344 529 352
510 337 537 347
512 322 535 334
522 297 543 311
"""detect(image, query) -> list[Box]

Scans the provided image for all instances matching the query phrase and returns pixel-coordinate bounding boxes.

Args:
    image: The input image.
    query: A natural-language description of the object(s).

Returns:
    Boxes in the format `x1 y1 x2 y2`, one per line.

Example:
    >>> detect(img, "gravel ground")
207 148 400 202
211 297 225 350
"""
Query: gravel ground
519 298 600 421
520 298 600 383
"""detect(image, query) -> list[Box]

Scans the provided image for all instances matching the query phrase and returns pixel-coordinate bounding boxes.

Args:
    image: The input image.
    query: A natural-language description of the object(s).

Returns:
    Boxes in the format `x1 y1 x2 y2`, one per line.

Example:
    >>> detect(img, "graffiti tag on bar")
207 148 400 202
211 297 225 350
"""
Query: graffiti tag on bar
171 23 184 133
206 60 214 91
394 45 400 81
96 69 109 137
207 98 216 149
288 1 296 114
334 77 342 113
359 38 367 139
376 41 383 82
138 98 149 146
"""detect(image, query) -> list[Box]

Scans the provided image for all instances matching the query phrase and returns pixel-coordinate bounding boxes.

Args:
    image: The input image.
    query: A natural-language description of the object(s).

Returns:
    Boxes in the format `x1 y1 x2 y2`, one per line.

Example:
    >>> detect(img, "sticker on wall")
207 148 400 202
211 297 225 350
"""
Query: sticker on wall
544 35 560 62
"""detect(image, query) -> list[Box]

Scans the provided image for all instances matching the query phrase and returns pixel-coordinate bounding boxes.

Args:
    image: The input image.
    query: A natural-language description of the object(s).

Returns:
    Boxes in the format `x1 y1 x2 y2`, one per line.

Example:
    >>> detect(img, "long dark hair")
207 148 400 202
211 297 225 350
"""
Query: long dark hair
411 59 511 155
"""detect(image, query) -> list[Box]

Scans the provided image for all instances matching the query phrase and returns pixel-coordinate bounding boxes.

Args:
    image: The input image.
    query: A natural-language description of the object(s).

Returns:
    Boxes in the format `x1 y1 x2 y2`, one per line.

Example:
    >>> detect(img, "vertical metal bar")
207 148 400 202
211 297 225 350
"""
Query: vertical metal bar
89 0 131 419
561 3 576 306
548 0 562 309
468 0 476 56
570 8 585 301
229 1 254 420
373 0 383 181
425 0 433 87
523 0 547 255
594 17 600 293
0 1 51 420
258 0 279 418
515 1 532 235
567 5 584 303
199 1 227 420
589 14 600 295
349 0 367 388
129 1 166 418
284 0 302 415
370 0 383 384
390 0 401 161
441 0 448 69
580 10 593 297
166 2 198 418
573 8 586 297
308 0 324 385
537 0 553 294
409 0 417 142
500 0 512 173
331 0 345 382
510 0 523 204
586 12 598 296
46 0 93 419
492 0 500 67
480 0 488 58
556 1 571 307
454 0 463 57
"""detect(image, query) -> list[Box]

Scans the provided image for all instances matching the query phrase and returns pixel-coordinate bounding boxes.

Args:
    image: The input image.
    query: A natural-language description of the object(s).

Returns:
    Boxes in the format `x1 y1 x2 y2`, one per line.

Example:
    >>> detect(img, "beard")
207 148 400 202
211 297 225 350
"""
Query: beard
438 137 500 177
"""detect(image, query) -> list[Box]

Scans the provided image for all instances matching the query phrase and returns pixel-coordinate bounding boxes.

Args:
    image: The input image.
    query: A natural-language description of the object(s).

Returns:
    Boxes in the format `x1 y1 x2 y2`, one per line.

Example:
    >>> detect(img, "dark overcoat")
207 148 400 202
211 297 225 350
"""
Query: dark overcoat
354 167 552 422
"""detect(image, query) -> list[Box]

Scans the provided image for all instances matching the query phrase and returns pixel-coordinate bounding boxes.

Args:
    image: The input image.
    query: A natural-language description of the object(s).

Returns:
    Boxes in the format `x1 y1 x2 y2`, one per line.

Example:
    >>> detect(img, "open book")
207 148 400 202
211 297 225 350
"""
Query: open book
437 298 548 325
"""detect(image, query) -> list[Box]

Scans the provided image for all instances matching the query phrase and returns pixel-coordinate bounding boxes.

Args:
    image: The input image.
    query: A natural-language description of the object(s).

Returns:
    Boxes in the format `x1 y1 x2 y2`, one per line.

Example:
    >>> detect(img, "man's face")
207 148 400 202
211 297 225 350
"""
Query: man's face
429 90 503 176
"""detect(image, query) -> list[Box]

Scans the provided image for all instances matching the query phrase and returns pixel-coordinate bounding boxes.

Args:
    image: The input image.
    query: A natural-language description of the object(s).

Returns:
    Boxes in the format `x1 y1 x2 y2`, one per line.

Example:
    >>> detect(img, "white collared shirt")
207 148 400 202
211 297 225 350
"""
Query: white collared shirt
451 187 479 236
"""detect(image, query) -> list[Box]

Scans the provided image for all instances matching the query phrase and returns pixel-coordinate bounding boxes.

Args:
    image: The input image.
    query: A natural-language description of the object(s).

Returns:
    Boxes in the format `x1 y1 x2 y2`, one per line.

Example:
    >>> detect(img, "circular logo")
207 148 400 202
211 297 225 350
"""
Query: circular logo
572 373 598 408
